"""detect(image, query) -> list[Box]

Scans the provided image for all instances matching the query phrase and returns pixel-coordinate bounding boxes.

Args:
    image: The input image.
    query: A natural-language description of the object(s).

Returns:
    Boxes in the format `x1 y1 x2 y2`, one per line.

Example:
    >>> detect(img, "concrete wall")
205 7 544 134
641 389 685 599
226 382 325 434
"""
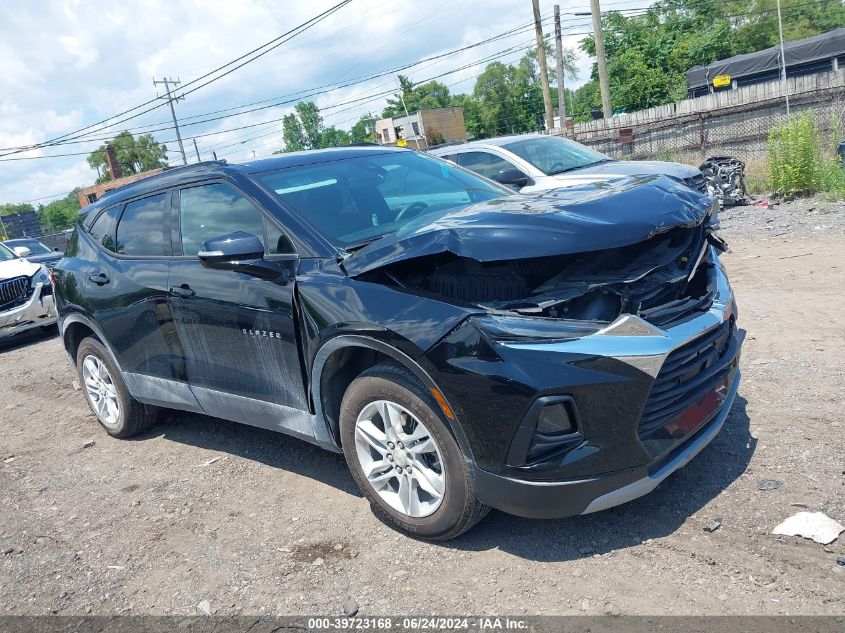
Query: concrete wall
376 107 466 148
420 107 467 146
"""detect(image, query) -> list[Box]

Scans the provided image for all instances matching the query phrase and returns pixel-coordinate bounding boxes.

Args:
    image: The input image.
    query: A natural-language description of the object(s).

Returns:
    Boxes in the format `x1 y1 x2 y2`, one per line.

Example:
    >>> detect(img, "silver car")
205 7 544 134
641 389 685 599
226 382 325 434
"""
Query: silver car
0 243 56 339
431 134 707 194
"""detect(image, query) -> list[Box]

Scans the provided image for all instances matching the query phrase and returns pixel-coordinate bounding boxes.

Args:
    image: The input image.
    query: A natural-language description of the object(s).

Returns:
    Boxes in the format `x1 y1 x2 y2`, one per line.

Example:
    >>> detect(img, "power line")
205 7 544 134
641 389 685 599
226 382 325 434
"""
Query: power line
0 0 354 158
0 16 549 154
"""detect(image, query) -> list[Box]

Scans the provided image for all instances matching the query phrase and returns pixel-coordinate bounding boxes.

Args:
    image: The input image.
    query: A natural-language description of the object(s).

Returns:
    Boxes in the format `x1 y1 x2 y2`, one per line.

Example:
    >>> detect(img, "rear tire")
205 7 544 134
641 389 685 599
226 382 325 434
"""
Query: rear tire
340 362 488 540
76 336 156 438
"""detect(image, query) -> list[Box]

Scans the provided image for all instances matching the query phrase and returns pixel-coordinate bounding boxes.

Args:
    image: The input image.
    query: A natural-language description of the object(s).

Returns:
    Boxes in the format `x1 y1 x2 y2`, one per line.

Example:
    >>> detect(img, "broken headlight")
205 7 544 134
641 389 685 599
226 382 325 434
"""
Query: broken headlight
470 313 602 342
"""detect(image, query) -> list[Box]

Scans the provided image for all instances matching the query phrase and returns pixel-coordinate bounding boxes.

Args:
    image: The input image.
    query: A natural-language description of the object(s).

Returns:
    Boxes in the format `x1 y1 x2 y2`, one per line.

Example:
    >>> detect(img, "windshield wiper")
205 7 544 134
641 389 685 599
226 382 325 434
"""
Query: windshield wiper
547 158 614 176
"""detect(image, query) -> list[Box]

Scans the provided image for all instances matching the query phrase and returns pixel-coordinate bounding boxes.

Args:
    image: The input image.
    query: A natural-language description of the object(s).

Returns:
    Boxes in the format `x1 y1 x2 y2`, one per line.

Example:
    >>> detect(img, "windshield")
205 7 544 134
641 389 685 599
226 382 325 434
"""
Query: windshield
0 244 15 262
257 151 511 248
502 136 611 175
8 239 51 254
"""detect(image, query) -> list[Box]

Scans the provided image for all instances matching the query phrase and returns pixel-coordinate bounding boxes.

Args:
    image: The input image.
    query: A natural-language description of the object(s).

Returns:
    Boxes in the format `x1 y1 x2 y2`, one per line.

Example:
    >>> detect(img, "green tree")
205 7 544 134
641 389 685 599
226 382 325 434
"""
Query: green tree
87 131 167 184
350 114 377 143
38 191 81 232
578 0 845 114
320 126 352 148
282 112 308 152
0 202 36 216
382 76 452 118
281 101 353 152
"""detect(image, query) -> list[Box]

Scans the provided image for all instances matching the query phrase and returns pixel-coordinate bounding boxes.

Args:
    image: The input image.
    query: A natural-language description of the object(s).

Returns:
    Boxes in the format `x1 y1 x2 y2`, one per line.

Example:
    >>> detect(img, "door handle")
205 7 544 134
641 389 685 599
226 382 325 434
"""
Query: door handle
169 284 195 298
88 272 110 286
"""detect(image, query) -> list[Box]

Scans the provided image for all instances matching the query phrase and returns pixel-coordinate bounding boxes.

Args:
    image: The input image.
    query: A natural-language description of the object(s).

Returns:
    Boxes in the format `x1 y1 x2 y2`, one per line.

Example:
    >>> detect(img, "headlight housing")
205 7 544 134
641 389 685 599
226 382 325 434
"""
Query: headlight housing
32 266 50 286
471 313 603 343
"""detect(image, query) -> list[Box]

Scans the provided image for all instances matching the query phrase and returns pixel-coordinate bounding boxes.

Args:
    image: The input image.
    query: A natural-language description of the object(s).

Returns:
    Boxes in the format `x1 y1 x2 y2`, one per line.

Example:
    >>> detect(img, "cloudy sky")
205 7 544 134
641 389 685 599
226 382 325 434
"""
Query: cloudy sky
0 0 649 206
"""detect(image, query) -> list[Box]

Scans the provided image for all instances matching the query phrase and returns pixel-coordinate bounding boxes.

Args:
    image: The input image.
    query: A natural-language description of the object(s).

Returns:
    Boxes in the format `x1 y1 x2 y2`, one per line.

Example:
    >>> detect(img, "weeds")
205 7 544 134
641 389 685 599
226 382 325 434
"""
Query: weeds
768 110 845 199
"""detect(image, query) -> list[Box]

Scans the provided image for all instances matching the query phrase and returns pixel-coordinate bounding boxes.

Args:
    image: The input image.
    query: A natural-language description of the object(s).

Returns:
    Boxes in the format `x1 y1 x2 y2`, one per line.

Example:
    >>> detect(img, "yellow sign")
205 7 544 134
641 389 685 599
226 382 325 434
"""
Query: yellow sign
396 138 408 147
713 74 731 88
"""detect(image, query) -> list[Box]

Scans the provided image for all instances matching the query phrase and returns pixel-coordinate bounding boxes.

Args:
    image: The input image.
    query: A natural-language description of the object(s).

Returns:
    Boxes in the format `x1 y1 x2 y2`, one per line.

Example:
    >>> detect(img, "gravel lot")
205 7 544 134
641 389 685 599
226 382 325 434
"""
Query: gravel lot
1 196 844 616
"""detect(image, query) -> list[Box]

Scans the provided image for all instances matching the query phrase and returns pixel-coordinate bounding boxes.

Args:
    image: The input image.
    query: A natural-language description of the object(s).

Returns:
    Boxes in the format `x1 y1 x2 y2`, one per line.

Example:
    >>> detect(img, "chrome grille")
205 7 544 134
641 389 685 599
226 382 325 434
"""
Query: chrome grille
0 276 30 310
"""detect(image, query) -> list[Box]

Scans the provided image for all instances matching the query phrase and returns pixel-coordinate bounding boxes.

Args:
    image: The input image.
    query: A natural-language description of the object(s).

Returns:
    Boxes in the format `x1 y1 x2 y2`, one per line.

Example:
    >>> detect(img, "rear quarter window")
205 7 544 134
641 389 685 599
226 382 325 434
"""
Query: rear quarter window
115 193 171 256
86 206 122 252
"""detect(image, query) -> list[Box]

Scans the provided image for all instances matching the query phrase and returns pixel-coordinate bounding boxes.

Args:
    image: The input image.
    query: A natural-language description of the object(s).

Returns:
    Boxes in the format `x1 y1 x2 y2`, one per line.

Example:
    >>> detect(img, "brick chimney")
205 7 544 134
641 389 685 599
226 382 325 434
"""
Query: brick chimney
104 143 122 180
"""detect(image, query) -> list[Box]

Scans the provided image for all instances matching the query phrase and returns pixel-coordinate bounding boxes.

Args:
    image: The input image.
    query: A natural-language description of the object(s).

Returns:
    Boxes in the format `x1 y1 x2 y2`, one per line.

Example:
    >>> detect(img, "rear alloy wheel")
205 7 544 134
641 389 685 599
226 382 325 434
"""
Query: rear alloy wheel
340 362 488 540
82 355 120 426
75 336 157 438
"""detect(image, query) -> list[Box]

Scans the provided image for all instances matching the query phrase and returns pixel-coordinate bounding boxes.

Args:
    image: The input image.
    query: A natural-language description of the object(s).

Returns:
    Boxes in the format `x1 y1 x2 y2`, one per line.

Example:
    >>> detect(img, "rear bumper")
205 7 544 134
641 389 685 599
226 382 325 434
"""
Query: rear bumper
0 283 56 338
473 368 740 518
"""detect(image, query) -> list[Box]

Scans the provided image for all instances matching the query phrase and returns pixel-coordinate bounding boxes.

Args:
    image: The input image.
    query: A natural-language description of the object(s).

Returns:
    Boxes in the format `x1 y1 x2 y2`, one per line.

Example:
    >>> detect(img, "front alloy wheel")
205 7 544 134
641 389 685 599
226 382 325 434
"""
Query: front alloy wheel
354 399 445 518
340 362 489 540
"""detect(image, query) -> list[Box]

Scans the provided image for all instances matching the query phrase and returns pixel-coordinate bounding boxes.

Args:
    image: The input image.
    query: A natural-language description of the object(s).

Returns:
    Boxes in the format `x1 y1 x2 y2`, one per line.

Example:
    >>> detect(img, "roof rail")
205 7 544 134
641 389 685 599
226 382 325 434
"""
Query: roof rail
426 140 467 151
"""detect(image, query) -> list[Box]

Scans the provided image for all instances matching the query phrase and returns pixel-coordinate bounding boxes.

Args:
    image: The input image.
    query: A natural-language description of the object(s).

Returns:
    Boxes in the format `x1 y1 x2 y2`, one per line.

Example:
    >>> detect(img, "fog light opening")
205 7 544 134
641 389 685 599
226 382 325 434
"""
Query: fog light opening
536 402 574 435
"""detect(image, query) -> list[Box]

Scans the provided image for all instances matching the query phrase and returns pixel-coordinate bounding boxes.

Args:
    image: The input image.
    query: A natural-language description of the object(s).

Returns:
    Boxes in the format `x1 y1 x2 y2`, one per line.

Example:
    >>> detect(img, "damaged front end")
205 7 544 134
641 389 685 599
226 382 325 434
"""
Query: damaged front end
342 175 742 518
348 174 726 332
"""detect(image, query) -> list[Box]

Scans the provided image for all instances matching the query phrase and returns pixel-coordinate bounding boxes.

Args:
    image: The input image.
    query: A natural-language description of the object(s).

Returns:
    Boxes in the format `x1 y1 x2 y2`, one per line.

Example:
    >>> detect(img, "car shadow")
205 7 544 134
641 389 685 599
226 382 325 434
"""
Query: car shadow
133 394 753 561
0 325 58 353
442 394 755 560
137 410 360 497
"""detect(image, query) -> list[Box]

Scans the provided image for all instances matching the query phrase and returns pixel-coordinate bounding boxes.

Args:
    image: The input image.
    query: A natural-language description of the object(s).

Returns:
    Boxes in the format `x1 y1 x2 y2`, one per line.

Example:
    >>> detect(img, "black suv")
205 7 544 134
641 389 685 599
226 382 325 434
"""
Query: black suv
54 147 742 540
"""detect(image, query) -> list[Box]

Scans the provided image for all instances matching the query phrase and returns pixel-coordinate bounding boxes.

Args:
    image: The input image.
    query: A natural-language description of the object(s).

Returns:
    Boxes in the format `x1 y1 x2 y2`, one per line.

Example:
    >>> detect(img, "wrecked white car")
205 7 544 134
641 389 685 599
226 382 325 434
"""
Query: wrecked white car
0 243 56 339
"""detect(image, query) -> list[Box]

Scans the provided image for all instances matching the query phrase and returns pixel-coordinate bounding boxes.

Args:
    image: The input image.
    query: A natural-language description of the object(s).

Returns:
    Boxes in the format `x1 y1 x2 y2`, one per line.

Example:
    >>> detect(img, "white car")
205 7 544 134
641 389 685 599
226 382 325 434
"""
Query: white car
430 134 707 194
0 243 56 339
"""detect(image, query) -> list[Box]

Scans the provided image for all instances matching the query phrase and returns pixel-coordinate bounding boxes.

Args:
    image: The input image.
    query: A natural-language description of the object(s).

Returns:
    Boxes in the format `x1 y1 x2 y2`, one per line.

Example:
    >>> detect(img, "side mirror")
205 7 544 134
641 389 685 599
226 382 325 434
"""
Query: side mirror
197 231 284 281
494 168 531 189
198 231 264 268
12 246 32 257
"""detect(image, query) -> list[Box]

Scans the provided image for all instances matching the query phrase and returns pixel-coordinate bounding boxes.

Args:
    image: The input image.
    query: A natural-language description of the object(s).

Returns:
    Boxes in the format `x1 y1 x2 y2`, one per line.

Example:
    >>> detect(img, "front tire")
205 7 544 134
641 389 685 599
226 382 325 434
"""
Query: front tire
76 336 156 438
340 362 488 540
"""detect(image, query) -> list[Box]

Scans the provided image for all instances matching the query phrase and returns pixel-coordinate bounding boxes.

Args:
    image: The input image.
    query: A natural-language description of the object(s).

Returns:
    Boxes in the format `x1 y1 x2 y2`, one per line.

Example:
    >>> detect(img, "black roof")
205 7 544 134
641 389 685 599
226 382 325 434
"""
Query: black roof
82 145 406 217
686 28 845 90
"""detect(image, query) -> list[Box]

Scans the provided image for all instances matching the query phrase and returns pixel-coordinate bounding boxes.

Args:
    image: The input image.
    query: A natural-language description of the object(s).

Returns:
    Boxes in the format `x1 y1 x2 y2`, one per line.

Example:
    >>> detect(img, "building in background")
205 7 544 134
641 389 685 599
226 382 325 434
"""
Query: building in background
375 107 466 149
76 143 164 208
686 28 845 98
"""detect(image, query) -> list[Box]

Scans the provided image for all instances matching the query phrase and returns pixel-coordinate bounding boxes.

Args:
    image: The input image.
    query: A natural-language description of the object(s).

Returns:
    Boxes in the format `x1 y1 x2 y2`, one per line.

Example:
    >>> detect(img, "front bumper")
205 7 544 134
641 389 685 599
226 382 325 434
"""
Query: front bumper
427 248 743 518
0 283 56 339
473 368 740 518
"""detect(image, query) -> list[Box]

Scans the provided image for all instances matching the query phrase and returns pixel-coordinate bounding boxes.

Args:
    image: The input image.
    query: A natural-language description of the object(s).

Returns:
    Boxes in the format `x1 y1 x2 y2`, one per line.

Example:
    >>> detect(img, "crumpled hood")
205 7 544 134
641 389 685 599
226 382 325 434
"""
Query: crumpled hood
0 258 40 281
343 174 713 276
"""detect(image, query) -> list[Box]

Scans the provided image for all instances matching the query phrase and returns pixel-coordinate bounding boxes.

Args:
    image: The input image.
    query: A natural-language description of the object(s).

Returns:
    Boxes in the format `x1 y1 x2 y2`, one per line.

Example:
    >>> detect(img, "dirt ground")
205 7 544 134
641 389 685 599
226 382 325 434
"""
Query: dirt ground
1 198 844 616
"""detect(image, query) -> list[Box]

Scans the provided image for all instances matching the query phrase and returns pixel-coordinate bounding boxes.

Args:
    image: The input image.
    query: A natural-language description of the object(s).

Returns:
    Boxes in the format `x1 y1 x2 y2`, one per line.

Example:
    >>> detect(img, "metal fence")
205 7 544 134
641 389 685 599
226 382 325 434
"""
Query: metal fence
560 70 845 164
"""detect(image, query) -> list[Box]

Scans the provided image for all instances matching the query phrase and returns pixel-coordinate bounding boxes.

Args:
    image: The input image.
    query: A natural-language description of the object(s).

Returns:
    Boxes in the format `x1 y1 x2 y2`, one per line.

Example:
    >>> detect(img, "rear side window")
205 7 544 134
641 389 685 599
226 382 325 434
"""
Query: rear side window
87 206 121 252
456 151 516 179
179 182 293 256
115 193 170 256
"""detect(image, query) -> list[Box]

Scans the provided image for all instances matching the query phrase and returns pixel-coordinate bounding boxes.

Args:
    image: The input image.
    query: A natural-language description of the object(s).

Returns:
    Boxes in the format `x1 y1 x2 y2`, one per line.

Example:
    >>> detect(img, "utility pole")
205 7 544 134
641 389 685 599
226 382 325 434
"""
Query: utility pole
153 77 187 165
776 0 790 116
398 78 421 149
553 5 567 136
531 0 555 132
587 0 612 119
192 138 201 162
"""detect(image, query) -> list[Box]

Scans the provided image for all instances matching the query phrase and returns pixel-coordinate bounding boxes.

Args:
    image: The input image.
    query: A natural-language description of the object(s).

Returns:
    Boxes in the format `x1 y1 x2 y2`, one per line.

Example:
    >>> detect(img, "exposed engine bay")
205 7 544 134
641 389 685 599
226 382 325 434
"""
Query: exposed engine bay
365 223 727 327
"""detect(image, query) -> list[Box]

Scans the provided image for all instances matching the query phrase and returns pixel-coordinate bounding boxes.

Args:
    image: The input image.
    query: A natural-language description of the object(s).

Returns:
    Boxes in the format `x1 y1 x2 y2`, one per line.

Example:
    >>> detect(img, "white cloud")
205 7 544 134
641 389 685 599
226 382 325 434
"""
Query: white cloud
0 0 630 203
